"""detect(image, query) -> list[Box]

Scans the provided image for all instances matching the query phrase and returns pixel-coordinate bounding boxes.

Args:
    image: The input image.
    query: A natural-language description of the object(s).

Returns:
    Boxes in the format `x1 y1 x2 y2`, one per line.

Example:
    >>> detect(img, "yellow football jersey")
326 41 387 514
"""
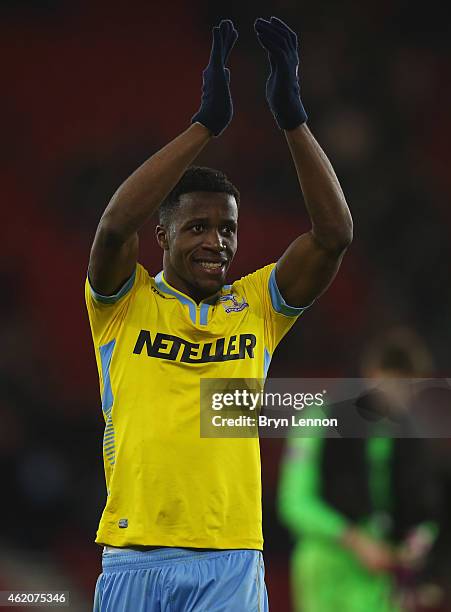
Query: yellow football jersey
85 262 306 550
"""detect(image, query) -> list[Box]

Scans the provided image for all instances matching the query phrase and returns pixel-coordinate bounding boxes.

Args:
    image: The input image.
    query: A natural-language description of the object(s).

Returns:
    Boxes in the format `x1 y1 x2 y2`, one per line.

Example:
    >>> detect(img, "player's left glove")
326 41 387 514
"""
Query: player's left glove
191 19 238 137
254 16 307 130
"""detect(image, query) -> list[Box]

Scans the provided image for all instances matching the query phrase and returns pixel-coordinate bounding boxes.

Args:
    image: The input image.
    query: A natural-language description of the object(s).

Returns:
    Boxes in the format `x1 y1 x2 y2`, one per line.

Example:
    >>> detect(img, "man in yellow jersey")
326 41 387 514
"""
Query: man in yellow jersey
86 17 353 612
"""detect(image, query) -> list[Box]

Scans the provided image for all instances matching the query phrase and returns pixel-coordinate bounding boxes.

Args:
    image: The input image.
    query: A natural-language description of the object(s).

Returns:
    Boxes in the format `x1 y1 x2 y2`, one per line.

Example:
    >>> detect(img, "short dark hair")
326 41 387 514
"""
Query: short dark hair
158 166 240 227
362 328 433 377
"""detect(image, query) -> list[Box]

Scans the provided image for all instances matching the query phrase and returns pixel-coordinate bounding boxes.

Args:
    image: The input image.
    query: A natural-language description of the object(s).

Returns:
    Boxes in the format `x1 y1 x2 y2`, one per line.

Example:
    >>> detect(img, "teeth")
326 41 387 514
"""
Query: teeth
199 261 223 270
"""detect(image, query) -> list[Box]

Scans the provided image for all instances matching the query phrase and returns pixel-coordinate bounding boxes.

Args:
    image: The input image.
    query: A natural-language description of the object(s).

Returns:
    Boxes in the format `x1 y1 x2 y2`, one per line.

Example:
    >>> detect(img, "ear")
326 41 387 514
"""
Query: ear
155 225 169 251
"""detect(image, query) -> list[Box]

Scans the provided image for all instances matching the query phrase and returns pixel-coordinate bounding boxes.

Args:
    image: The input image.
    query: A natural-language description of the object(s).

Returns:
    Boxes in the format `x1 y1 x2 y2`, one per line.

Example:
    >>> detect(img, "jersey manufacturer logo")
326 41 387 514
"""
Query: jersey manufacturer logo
151 285 168 298
220 293 249 314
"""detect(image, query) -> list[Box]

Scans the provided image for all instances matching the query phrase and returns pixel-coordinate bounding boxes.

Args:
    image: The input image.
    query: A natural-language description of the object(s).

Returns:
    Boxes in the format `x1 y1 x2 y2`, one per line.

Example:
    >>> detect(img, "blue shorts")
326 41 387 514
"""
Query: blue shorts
93 547 269 612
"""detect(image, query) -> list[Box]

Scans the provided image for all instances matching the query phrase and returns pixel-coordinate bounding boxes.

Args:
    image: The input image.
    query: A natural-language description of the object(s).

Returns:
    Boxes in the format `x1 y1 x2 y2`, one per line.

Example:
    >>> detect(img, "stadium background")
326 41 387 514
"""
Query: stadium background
1 0 450 609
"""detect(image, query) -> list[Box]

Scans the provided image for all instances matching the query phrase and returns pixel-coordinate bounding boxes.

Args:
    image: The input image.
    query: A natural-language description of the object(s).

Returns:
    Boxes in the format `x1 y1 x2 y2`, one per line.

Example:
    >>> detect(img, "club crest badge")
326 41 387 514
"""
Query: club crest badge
220 293 249 314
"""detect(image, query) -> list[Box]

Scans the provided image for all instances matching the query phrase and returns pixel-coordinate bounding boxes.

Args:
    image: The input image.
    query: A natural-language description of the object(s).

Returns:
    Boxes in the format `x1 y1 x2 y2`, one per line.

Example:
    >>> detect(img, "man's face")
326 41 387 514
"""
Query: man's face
156 191 238 300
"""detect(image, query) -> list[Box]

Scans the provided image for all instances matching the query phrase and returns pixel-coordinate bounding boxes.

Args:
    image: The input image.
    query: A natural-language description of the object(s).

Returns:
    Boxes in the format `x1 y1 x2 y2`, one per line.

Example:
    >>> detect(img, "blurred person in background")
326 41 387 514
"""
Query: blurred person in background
85 16 352 612
278 328 442 612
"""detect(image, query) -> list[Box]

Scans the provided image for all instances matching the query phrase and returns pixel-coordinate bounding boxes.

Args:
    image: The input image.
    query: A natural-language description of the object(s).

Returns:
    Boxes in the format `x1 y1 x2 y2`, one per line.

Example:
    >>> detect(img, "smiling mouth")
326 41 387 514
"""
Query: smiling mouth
194 260 227 274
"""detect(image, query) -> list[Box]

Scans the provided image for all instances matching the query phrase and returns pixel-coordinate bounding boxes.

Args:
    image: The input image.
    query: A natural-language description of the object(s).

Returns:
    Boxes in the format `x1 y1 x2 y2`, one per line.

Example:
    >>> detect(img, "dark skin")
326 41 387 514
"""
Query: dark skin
89 124 352 307
155 192 238 303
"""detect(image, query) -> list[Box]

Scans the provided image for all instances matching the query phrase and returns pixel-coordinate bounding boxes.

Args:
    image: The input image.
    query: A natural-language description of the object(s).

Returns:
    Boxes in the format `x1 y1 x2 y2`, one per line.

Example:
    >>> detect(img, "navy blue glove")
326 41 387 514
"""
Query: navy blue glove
254 16 307 130
191 20 238 137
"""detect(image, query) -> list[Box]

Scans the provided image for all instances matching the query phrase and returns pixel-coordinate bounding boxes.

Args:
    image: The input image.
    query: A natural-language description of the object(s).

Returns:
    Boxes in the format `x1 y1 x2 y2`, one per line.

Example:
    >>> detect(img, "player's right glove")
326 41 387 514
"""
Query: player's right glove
254 16 307 130
191 20 238 137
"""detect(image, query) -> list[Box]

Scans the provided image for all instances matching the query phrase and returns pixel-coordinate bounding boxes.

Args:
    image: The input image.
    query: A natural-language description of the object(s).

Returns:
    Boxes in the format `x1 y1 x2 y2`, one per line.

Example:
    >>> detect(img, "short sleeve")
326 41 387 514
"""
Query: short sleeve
85 263 149 346
235 263 311 354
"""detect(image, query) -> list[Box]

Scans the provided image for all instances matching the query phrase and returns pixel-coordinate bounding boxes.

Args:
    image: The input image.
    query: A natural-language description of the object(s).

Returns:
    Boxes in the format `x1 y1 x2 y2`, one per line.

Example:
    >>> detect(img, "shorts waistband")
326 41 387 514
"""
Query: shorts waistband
101 547 258 572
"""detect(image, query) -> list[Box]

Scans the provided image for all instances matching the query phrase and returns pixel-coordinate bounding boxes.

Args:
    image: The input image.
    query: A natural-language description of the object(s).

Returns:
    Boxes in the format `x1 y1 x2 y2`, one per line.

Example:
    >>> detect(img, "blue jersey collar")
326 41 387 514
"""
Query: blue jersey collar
154 271 222 325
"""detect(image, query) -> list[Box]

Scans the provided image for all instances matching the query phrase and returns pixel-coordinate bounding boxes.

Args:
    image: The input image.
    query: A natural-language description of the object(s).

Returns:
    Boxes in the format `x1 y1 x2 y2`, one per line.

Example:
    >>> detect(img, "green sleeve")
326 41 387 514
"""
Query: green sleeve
277 436 349 540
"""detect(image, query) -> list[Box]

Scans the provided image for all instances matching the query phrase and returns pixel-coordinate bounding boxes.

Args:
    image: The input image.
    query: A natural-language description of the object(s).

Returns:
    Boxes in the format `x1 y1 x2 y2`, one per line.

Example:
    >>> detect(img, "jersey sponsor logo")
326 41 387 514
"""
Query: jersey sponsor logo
220 293 249 313
133 330 256 363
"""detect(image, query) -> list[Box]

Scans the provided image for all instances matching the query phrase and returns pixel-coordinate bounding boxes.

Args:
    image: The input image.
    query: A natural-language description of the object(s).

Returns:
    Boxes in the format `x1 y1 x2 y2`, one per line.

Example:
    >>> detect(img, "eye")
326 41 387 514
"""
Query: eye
192 223 205 233
221 225 235 236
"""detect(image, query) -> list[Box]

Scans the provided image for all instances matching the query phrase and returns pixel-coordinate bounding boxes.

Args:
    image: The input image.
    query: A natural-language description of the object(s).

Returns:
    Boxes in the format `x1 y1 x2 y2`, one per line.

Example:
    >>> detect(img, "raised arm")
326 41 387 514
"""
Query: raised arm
277 124 353 307
254 17 353 307
88 20 238 296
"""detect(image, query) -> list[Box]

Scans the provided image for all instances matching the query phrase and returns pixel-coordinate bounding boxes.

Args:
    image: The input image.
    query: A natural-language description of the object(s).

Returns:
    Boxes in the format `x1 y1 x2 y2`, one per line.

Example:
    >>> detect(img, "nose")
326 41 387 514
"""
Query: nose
204 229 225 251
